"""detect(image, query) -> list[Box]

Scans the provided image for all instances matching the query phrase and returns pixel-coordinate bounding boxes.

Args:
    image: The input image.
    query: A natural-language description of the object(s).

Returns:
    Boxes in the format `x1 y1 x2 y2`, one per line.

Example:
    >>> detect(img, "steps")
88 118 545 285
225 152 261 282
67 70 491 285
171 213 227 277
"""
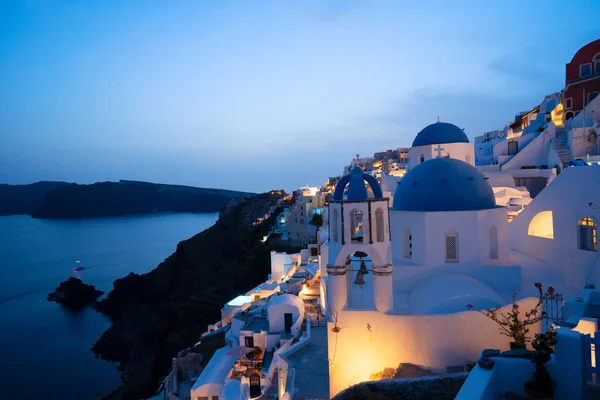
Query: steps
553 130 571 167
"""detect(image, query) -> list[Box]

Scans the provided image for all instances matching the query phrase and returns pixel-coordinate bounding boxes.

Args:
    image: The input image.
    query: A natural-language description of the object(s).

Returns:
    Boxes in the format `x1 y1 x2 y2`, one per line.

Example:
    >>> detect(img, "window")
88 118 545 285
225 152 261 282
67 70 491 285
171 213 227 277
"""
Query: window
581 63 592 77
579 217 597 251
419 154 425 163
490 226 499 260
375 208 384 242
198 397 209 400
212 396 219 400
595 53 600 73
332 209 339 242
445 229 459 262
350 209 364 243
402 228 412 258
565 97 573 109
245 336 254 348
528 211 554 239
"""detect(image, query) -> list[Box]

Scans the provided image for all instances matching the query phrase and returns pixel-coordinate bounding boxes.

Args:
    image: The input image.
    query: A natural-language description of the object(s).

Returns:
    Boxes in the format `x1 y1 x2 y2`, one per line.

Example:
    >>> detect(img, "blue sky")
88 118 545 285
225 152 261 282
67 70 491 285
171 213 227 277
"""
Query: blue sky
1 0 599 192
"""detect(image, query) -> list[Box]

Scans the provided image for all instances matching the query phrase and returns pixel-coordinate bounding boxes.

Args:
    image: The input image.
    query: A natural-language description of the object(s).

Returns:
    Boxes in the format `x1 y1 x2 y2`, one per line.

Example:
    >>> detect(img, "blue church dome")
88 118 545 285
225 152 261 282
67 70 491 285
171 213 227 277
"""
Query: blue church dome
393 158 496 212
412 122 469 147
333 167 383 201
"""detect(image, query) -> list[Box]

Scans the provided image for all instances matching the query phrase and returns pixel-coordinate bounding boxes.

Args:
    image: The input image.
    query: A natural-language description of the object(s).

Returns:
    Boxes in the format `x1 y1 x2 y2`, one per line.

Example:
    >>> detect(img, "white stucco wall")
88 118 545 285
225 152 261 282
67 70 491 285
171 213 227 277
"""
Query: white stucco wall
267 295 305 335
327 297 541 397
390 208 509 269
271 251 295 282
509 165 600 291
501 131 553 170
409 142 474 169
390 211 426 265
569 127 599 159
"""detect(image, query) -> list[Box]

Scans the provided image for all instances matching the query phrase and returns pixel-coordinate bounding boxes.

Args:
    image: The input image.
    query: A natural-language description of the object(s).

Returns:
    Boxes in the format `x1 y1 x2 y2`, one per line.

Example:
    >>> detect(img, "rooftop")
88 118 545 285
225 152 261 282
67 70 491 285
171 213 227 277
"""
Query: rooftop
412 121 469 147
285 326 329 399
227 295 253 307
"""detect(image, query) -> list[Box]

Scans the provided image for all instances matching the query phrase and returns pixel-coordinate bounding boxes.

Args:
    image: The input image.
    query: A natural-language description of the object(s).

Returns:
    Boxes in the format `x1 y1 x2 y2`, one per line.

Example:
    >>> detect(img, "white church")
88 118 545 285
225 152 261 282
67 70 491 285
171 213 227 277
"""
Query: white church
321 121 600 397
380 121 532 218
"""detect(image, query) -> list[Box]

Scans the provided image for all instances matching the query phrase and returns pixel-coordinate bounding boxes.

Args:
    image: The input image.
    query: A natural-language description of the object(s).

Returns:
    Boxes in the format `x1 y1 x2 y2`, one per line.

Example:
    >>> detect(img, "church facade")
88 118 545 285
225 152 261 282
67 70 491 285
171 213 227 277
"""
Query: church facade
322 122 542 397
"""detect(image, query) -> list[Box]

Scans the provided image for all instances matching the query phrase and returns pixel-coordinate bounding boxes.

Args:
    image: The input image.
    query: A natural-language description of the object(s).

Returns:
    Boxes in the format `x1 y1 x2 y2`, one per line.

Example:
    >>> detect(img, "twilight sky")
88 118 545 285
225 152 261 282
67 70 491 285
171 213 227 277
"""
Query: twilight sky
1 1 599 193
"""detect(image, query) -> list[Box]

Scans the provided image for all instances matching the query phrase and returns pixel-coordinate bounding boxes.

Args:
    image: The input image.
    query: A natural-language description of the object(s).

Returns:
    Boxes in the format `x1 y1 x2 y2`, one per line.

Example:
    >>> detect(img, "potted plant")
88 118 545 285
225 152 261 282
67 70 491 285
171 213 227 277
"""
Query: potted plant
524 328 557 399
467 283 551 349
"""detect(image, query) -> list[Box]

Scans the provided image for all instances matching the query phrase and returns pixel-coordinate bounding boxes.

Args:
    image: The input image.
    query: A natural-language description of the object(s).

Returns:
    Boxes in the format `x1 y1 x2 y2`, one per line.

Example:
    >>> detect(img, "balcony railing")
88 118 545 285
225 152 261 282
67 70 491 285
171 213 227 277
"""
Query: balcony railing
567 70 600 85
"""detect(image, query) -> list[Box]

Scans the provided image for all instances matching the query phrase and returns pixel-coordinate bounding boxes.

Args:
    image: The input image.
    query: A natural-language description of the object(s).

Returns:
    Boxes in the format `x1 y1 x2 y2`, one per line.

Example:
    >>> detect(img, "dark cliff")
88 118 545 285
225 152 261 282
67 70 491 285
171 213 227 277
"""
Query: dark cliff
0 181 69 215
29 180 254 218
92 190 300 400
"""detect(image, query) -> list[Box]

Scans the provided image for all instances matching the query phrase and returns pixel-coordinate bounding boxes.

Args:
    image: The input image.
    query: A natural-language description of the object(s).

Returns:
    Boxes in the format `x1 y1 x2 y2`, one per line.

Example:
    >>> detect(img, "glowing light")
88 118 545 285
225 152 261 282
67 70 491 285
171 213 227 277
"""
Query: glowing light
527 211 554 239
551 102 564 127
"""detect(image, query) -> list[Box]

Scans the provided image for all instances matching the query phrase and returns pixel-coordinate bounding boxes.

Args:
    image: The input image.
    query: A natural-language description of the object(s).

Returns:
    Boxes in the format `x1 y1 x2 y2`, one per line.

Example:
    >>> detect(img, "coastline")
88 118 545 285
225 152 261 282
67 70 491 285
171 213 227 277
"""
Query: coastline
91 191 298 399
0 213 219 399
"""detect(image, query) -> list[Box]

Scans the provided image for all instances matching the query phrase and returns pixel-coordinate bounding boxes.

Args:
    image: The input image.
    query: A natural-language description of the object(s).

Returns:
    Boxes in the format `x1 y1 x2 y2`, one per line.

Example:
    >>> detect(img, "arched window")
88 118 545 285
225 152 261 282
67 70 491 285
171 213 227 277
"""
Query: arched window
419 154 425 163
350 209 363 243
402 228 412 258
579 217 597 251
375 208 384 243
528 211 554 239
490 225 499 259
445 229 459 263
331 209 339 243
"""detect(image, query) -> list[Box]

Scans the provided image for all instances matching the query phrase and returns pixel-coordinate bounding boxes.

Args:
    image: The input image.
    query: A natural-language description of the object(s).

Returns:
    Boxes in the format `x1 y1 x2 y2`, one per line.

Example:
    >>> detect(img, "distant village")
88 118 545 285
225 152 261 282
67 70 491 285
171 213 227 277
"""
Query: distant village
152 39 600 400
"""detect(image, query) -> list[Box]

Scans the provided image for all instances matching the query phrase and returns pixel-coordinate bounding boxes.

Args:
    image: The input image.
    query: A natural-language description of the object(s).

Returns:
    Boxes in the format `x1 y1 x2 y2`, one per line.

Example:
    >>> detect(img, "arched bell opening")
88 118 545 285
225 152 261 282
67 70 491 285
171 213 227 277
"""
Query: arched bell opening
346 250 375 309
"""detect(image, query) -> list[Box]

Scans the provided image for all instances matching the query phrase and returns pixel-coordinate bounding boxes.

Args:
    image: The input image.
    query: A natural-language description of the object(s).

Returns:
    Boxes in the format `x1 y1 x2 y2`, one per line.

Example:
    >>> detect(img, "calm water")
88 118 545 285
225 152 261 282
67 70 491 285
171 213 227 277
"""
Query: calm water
0 213 219 400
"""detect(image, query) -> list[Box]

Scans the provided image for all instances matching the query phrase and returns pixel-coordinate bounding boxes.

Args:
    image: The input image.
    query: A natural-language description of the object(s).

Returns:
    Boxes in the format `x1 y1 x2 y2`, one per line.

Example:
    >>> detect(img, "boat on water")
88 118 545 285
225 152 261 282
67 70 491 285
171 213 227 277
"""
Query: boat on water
73 260 85 271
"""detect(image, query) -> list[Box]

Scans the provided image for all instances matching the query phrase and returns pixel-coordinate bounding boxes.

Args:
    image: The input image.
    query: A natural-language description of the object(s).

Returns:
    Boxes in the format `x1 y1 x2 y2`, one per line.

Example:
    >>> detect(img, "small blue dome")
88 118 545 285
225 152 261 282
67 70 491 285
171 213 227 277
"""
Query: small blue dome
412 122 469 147
393 158 496 212
333 167 383 201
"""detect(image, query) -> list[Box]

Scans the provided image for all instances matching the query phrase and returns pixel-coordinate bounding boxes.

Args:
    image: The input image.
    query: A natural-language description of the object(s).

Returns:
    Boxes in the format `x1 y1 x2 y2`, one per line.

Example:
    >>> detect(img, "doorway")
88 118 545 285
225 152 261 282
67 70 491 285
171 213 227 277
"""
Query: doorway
249 374 261 398
508 141 518 156
284 313 293 334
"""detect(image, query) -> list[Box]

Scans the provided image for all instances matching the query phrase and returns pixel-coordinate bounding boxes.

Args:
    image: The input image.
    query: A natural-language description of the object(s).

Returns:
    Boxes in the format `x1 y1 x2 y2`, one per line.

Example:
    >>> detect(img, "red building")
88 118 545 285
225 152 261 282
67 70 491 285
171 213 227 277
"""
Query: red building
564 39 600 119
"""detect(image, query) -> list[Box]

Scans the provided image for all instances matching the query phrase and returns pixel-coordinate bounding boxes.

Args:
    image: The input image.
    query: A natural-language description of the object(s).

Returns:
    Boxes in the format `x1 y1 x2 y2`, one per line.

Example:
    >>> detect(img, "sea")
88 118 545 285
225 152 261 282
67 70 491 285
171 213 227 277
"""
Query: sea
0 212 219 400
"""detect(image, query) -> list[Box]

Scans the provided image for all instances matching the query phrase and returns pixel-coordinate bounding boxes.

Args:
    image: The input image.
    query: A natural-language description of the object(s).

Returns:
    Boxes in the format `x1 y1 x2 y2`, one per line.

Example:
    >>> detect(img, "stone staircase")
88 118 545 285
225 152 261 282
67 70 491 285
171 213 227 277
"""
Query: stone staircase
553 129 571 167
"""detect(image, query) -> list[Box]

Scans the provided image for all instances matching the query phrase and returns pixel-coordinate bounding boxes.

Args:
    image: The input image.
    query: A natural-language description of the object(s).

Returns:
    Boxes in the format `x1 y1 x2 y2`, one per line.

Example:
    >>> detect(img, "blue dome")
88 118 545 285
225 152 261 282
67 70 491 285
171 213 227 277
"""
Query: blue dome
412 122 469 147
393 158 496 212
333 167 383 201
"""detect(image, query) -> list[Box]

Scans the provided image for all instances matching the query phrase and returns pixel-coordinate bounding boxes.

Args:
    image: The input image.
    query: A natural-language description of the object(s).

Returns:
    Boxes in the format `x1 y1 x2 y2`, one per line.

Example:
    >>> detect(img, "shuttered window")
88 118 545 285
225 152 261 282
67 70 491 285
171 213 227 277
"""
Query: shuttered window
445 230 459 263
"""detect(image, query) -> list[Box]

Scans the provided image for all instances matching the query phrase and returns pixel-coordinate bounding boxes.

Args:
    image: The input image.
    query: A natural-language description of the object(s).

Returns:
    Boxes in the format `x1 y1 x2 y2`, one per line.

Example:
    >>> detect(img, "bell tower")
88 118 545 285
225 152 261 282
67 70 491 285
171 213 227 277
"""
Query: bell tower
326 167 393 314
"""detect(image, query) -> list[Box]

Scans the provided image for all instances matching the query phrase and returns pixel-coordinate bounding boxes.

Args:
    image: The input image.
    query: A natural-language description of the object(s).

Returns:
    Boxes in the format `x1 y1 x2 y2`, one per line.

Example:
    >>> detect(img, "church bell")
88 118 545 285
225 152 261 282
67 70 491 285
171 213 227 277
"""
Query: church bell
358 260 369 275
354 270 366 286
354 260 369 286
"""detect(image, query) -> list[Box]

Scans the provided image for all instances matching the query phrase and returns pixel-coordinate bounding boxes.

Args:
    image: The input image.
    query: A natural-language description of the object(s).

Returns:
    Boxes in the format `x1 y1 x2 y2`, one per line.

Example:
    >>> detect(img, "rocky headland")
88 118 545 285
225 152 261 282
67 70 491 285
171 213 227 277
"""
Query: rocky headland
0 181 69 215
0 180 254 218
92 190 301 399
